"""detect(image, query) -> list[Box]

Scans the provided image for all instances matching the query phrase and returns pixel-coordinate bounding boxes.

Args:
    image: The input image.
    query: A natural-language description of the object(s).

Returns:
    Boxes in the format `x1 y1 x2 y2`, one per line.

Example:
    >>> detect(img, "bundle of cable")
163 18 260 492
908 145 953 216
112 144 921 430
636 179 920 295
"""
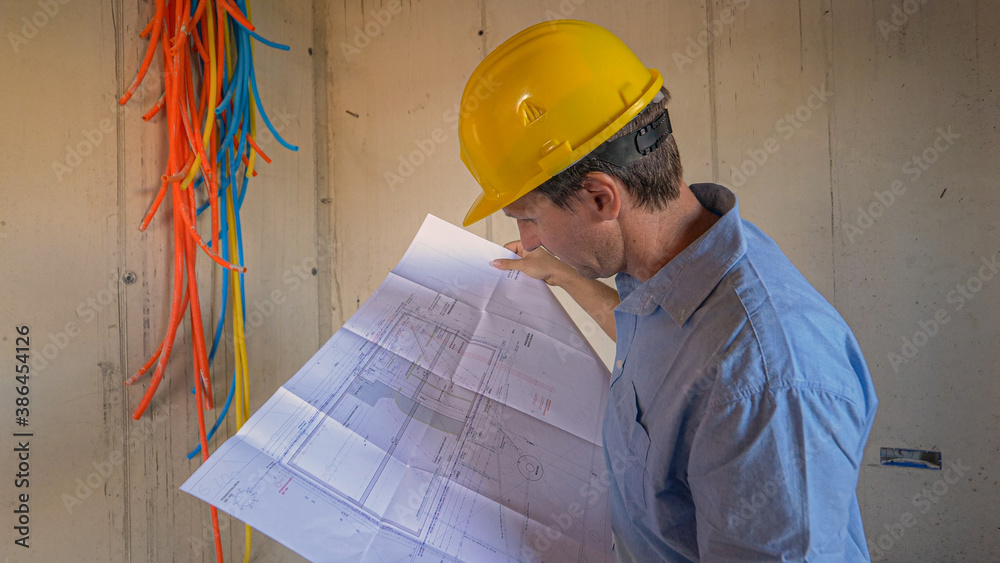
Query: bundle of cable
119 1 297 560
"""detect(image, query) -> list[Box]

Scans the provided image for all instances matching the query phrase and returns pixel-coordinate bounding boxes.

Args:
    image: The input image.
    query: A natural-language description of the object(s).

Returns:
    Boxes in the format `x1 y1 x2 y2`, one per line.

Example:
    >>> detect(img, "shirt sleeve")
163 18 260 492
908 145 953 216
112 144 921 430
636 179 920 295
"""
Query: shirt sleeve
685 383 870 562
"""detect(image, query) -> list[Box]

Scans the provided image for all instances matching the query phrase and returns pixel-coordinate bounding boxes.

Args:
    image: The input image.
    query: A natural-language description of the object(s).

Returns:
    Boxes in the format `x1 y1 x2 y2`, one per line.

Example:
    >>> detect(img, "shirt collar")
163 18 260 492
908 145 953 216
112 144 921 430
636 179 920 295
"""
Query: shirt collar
615 183 747 324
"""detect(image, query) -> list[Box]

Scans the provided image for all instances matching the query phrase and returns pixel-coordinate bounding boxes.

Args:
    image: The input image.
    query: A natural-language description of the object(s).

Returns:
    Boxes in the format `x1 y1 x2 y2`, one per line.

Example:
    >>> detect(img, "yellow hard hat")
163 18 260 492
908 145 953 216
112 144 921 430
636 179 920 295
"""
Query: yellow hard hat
459 19 663 226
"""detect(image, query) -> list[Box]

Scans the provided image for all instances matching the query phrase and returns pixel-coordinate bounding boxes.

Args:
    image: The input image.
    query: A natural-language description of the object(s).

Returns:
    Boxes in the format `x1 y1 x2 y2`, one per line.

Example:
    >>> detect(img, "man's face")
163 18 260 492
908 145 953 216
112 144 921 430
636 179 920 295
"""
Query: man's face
502 191 619 279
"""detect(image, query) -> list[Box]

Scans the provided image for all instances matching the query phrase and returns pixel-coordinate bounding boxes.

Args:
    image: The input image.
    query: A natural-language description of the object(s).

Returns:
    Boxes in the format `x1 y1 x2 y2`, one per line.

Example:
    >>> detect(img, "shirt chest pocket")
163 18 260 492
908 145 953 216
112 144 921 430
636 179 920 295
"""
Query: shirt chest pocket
610 380 652 522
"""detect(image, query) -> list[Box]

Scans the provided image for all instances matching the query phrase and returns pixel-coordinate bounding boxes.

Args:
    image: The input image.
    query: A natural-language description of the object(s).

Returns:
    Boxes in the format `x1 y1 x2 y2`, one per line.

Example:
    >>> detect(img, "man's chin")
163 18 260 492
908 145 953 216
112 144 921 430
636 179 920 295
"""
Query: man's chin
572 265 605 280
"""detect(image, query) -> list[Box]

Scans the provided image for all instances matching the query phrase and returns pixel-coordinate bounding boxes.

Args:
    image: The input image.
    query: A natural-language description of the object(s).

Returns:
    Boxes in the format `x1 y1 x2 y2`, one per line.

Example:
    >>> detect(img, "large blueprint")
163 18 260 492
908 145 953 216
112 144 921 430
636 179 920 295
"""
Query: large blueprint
181 215 614 562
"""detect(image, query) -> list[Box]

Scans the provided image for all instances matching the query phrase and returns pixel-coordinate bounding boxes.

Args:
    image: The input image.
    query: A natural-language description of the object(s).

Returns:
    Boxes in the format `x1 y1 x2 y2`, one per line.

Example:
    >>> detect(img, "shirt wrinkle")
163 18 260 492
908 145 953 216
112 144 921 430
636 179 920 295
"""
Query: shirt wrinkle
703 379 864 413
728 257 862 406
735 268 773 387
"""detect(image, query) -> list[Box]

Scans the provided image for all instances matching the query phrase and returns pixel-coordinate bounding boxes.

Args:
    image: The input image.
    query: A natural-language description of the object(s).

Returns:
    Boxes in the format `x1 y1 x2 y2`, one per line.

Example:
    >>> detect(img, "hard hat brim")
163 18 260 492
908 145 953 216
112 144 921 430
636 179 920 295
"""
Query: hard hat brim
463 192 503 227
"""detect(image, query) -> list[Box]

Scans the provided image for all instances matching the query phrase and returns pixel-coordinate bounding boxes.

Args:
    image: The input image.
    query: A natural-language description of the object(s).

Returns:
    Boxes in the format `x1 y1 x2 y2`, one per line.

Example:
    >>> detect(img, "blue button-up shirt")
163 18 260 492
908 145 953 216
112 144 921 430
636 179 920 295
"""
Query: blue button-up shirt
604 183 878 561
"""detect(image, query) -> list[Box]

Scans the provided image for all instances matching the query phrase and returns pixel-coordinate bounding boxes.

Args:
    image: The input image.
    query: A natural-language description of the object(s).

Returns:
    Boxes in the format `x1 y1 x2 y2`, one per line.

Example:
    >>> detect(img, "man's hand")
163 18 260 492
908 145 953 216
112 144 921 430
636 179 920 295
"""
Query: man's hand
492 240 620 341
492 241 578 287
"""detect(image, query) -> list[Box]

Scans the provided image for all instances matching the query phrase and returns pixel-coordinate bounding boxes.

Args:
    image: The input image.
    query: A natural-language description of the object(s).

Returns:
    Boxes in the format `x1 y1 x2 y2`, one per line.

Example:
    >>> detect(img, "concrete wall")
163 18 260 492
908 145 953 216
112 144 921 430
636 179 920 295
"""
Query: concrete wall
1 0 996 561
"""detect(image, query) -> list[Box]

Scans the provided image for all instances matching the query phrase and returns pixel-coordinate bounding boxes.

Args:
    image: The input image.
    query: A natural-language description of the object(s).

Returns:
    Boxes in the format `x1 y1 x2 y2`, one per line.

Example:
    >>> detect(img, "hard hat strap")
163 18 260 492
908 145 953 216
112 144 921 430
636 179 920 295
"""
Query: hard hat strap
587 108 672 168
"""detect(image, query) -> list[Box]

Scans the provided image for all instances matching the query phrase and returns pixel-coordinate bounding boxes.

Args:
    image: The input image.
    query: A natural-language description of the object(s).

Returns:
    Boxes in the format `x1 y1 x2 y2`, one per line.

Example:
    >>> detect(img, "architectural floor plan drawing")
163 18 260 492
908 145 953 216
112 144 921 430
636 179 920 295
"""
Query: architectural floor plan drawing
182 215 614 562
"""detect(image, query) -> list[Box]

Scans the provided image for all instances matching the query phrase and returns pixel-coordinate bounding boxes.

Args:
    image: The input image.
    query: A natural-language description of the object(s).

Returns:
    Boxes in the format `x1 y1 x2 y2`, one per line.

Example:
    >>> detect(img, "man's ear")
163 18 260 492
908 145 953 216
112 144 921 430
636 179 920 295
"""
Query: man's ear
582 172 622 221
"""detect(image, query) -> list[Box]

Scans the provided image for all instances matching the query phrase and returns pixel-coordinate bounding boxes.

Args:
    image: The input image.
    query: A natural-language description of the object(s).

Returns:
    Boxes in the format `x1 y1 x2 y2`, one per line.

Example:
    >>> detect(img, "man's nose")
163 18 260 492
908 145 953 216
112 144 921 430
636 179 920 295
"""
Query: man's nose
518 223 541 252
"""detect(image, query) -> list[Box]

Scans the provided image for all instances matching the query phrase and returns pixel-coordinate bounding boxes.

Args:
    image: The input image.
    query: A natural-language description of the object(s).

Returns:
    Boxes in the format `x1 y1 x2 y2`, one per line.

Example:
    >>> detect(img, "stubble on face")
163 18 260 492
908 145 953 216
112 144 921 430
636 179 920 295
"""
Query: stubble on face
505 192 623 280
571 225 624 280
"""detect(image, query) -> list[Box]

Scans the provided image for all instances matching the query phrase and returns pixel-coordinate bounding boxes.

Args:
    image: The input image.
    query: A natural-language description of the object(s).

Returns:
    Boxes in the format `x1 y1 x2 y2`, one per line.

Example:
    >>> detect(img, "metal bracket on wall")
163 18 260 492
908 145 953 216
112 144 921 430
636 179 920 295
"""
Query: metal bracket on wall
880 447 942 470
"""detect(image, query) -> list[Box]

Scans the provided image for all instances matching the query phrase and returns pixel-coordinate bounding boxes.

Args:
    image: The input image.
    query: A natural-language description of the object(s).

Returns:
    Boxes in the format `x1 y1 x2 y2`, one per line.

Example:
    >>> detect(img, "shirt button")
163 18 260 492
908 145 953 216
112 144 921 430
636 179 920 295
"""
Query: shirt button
615 359 625 370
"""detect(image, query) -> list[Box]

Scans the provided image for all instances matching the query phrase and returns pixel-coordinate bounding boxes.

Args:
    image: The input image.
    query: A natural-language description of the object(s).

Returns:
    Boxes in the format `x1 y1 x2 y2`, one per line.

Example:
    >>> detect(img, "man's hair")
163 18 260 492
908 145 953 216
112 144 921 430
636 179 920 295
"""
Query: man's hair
533 87 683 211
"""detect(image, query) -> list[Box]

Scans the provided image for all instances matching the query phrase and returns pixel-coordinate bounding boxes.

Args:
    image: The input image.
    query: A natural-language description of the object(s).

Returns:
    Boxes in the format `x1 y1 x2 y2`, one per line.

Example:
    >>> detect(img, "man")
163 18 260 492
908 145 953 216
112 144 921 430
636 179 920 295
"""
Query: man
457 20 878 562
